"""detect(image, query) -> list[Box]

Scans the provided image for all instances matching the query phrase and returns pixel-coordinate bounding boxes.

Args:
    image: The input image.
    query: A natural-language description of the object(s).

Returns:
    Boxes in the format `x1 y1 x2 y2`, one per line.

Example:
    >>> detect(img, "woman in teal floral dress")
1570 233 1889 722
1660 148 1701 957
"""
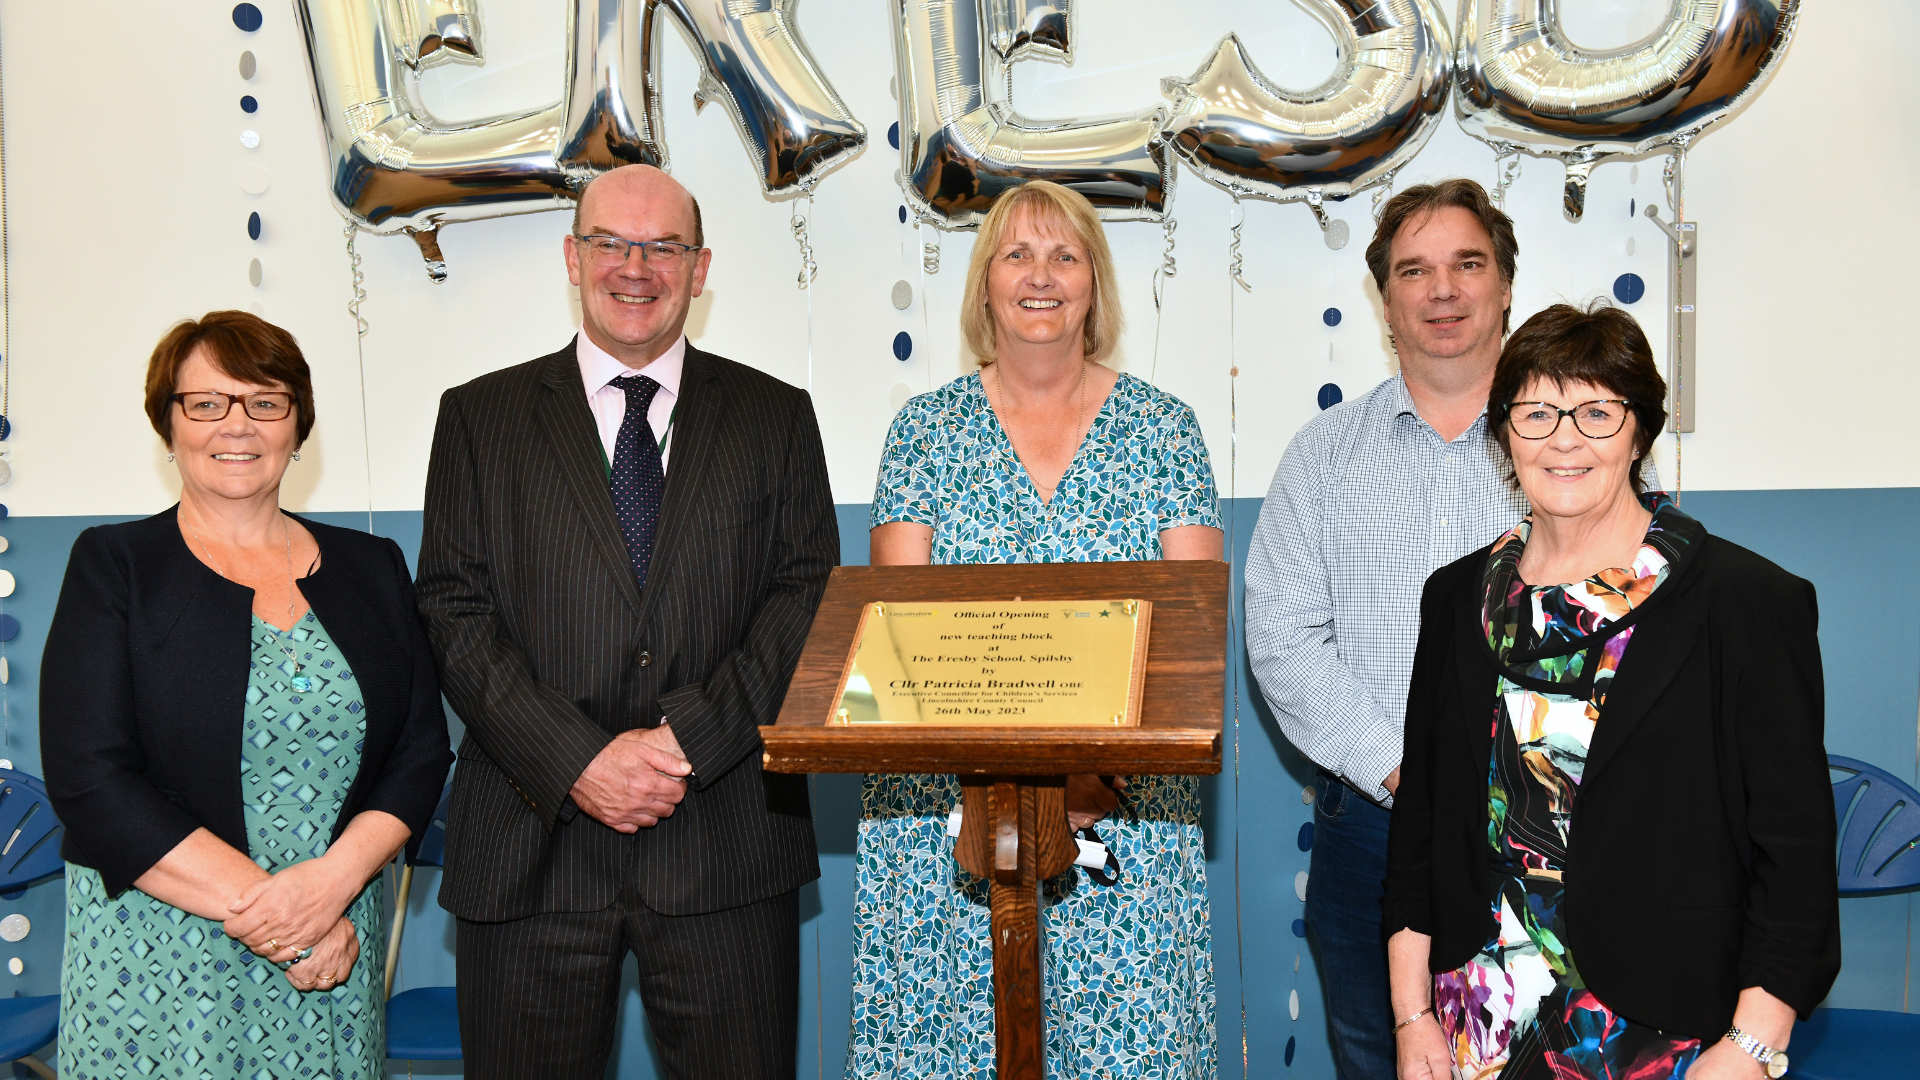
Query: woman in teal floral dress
852 182 1222 1079
44 312 451 1078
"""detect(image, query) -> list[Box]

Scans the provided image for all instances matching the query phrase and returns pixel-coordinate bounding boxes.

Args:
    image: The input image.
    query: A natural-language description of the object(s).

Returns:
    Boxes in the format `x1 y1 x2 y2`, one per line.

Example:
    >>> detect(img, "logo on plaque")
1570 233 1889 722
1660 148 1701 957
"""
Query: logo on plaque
831 599 1152 727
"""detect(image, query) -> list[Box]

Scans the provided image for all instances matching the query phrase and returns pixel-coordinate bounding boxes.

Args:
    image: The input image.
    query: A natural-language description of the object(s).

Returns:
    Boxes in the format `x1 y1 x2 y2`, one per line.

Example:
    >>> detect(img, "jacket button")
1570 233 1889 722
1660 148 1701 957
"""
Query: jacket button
637 650 651 667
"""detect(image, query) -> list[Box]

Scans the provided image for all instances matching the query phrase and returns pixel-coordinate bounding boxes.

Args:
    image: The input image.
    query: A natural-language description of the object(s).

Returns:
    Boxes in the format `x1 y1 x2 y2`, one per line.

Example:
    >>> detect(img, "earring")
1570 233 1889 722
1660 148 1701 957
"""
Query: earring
166 453 175 463
292 451 301 461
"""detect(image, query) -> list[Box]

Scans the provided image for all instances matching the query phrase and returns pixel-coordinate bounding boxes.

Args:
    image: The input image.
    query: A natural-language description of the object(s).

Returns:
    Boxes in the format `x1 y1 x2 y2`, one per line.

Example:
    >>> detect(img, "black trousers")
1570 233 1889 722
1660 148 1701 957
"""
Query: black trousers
455 887 799 1080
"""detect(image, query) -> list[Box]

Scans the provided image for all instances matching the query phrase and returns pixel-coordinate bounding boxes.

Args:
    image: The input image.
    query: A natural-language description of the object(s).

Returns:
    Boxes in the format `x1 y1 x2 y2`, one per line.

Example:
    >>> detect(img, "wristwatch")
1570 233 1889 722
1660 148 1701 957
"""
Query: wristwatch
1726 1027 1789 1078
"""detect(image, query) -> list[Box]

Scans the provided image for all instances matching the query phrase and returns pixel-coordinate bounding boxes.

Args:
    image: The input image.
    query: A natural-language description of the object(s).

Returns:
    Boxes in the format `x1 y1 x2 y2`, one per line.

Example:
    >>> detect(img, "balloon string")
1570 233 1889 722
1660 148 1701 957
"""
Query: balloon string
1371 167 1400 223
1148 217 1177 384
1663 144 1686 501
1492 147 1522 208
344 223 374 534
1226 205 1249 1080
922 232 941 276
791 193 819 290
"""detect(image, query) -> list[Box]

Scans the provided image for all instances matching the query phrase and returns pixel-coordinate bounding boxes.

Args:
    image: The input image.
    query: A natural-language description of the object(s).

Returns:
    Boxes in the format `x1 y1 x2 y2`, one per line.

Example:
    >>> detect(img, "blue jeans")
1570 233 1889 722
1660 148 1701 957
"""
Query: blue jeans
1306 773 1396 1080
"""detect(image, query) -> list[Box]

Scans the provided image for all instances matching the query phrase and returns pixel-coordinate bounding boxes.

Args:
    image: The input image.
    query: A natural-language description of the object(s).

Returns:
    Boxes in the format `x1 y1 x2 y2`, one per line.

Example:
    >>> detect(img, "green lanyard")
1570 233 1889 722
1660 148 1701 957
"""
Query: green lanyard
600 403 676 479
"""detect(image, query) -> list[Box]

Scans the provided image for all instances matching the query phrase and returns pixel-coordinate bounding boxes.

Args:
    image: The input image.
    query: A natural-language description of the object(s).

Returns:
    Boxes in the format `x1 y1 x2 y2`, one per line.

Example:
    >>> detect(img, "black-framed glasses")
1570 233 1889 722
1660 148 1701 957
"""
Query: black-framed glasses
172 392 297 422
1505 399 1632 440
571 234 700 269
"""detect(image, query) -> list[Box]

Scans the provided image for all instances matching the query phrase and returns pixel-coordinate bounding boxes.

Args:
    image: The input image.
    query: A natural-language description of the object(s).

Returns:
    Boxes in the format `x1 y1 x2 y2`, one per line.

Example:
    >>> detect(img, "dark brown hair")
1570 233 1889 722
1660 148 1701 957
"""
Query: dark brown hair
145 311 315 447
1489 301 1667 492
1366 178 1519 332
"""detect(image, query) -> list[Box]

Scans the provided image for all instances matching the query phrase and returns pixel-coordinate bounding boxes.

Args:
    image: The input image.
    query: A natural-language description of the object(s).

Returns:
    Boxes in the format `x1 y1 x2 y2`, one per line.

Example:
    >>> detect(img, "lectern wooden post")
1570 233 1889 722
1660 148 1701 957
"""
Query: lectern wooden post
761 561 1226 1080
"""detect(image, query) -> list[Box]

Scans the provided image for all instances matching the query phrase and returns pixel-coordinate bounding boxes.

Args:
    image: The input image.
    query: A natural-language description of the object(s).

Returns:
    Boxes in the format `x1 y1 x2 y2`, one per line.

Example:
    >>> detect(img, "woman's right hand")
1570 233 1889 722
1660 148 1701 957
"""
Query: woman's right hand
1396 1012 1454 1080
284 916 359 993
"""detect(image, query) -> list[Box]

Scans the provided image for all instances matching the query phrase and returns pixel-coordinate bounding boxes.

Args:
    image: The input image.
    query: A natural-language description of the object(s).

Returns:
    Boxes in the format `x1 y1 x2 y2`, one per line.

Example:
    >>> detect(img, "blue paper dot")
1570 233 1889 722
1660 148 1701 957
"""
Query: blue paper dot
1322 307 1342 327
240 95 258 114
247 212 262 240
888 122 900 150
0 502 9 519
898 206 907 224
232 4 263 31
0 615 18 643
1291 918 1306 938
1296 822 1314 851
1317 383 1343 411
1286 1037 1297 1065
1629 198 1636 217
0 415 11 440
1613 272 1645 304
892 332 913 362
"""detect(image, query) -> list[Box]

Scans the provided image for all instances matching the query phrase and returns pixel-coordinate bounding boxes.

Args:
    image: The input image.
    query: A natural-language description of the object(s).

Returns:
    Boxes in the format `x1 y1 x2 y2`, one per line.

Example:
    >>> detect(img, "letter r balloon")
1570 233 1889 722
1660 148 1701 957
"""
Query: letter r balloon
295 0 864 279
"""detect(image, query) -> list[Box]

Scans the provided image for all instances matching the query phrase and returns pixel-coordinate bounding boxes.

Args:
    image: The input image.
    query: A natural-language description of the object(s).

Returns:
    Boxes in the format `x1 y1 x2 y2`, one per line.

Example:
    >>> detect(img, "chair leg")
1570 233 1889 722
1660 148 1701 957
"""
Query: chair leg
385 863 414 1000
18 1054 55 1080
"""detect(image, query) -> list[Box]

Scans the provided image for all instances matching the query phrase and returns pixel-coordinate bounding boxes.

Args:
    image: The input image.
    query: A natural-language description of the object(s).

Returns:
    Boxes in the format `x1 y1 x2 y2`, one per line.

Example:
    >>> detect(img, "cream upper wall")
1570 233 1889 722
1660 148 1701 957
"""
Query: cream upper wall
0 0 1911 517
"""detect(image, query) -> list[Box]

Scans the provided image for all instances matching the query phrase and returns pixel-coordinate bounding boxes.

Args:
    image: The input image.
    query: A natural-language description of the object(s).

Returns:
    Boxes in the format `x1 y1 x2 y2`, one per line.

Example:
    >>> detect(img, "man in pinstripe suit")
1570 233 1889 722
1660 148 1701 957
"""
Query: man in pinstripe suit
416 164 836 1078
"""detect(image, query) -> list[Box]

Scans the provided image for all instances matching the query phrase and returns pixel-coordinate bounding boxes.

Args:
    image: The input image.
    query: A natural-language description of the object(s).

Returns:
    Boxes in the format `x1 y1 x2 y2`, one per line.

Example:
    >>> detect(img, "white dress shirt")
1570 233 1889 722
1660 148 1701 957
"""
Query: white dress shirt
576 330 684 474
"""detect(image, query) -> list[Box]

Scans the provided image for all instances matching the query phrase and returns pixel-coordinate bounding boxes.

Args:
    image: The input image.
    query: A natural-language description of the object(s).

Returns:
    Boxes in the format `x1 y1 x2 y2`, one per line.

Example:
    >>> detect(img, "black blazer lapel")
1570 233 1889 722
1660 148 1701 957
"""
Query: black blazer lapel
532 348 646 617
1582 599 1703 787
638 346 722 629
1451 604 1497 772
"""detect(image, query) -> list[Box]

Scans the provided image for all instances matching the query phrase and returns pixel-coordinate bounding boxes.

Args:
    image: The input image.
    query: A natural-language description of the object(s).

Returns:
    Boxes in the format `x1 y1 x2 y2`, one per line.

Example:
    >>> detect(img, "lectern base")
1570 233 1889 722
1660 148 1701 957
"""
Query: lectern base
956 777 1076 1080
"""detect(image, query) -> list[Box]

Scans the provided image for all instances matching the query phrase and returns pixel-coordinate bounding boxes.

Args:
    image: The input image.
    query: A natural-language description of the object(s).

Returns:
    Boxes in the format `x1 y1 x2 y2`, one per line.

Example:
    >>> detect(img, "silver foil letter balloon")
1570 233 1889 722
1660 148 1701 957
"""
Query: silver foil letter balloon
297 0 864 279
1454 0 1800 221
891 0 1174 229
1159 0 1453 239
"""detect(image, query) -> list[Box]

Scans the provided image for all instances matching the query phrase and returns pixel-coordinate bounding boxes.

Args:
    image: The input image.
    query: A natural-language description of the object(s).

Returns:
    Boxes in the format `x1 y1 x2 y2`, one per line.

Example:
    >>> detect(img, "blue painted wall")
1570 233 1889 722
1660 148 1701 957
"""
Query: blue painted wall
3 489 1914 1073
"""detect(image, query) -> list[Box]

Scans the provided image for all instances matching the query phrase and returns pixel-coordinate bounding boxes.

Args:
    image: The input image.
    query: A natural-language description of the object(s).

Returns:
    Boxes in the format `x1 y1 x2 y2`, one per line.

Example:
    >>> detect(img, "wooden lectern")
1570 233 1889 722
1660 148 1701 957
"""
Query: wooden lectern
762 561 1226 1080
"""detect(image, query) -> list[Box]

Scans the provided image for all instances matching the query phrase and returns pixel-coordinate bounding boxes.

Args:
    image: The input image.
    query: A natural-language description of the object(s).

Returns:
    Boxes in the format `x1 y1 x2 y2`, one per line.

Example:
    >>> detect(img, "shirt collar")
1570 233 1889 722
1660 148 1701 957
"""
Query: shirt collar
1390 373 1489 441
576 330 686 399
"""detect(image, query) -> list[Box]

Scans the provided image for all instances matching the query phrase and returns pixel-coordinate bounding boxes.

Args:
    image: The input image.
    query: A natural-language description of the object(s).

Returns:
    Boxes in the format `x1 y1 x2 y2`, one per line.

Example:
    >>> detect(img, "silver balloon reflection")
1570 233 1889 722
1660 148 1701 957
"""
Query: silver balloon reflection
296 0 863 279
891 0 1173 229
1455 0 1800 221
1160 1 1452 243
989 0 1071 64
392 0 483 69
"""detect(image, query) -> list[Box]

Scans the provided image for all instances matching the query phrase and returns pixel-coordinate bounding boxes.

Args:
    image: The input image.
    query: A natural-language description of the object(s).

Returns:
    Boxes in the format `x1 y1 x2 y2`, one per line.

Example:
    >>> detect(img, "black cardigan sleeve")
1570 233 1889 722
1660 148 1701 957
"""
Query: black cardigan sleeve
347 537 455 861
1383 555 1465 939
1727 570 1841 1016
41 526 205 893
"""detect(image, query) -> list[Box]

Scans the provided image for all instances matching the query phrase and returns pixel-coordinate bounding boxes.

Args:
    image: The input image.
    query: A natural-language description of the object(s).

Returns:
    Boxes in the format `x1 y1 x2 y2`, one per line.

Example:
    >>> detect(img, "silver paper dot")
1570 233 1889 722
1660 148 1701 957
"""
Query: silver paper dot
1294 870 1309 901
1300 785 1315 805
0 915 28 942
6 958 21 975
248 259 263 287
240 165 271 195
888 382 913 412
0 460 11 487
890 280 912 310
0 570 15 598
1323 219 1350 250
0 535 10 553
239 51 257 80
1 657 10 685
889 76 897 100
1625 236 1636 256
239 129 261 149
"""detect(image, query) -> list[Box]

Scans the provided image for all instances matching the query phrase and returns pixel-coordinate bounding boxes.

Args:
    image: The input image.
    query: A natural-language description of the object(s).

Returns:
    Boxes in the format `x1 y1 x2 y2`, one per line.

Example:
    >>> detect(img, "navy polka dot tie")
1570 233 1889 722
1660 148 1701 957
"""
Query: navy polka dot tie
608 374 665 587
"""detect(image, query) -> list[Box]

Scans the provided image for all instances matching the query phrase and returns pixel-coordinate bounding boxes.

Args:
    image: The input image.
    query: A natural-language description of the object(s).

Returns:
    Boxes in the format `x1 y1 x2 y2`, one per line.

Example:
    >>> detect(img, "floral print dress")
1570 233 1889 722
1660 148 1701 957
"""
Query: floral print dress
848 370 1222 1080
1436 493 1703 1080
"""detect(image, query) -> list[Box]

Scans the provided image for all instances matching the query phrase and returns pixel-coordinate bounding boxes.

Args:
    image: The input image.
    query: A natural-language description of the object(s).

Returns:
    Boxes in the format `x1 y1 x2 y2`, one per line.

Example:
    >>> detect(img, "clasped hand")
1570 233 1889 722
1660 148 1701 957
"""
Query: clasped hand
571 725 692 832
224 857 362 990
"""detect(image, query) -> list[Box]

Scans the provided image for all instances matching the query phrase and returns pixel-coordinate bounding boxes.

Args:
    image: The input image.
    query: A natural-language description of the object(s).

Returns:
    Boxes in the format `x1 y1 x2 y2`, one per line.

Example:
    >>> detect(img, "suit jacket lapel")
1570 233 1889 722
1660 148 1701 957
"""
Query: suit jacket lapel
639 346 721 629
1582 599 1703 787
533 347 646 617
1452 605 1497 772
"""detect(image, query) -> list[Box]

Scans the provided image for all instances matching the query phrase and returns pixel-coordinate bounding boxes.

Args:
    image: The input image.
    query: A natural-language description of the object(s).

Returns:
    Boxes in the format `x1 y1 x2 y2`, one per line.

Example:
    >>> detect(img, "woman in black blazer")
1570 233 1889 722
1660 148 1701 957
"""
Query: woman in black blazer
43 312 451 1077
1385 304 1838 1080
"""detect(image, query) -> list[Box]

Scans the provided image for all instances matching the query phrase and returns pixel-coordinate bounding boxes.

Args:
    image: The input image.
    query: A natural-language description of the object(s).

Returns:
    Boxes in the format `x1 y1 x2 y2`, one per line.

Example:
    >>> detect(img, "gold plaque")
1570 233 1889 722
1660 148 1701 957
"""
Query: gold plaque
830 599 1152 727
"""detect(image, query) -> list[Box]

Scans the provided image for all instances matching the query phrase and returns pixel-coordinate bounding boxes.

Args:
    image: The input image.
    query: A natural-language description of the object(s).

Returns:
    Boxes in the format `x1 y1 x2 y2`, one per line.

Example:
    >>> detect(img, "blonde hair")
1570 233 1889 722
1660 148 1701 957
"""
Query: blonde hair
960 181 1123 366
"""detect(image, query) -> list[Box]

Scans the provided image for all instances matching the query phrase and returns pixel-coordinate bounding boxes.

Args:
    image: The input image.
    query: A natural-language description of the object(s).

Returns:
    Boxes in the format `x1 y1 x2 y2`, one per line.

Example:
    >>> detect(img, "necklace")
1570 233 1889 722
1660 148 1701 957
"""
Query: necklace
188 514 312 693
992 359 1087 472
993 359 1089 560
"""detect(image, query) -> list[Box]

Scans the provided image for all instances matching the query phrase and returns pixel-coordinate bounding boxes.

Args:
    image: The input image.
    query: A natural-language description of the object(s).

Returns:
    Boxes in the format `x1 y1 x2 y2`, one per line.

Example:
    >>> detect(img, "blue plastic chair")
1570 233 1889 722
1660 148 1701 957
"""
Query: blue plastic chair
1787 755 1920 1080
385 783 460 1061
0 769 66 1079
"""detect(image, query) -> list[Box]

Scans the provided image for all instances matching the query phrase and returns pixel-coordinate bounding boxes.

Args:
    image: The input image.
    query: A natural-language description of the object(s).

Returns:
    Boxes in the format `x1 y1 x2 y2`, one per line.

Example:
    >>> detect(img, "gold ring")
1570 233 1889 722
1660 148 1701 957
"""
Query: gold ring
266 939 280 952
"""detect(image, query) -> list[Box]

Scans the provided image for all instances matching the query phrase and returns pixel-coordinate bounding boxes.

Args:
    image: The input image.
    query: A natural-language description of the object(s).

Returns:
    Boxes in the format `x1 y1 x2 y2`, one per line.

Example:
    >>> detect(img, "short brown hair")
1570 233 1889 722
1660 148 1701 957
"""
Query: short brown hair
572 175 705 248
1489 301 1667 492
1366 179 1519 332
145 311 315 447
961 181 1123 366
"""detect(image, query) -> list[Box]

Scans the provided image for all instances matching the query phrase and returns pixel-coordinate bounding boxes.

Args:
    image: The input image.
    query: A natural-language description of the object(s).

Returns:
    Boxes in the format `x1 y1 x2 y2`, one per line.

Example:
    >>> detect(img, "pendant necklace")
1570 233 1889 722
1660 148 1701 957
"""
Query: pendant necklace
189 515 311 692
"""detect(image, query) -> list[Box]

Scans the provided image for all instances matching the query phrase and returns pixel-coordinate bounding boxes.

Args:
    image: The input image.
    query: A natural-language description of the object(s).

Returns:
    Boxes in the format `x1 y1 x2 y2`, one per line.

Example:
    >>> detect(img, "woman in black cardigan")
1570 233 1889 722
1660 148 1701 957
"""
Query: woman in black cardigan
1385 304 1837 1080
43 311 452 1077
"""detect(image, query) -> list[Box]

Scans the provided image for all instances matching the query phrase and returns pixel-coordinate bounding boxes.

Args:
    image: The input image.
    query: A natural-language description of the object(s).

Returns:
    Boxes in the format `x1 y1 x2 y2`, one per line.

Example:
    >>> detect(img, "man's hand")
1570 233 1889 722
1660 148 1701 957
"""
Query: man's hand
1384 766 1402 796
570 725 693 832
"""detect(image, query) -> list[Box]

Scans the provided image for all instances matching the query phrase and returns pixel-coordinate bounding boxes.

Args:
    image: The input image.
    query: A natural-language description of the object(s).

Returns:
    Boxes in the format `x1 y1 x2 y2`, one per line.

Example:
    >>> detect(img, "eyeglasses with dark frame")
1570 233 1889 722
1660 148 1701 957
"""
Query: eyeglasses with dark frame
1504 399 1633 440
571 234 701 269
171 392 298 423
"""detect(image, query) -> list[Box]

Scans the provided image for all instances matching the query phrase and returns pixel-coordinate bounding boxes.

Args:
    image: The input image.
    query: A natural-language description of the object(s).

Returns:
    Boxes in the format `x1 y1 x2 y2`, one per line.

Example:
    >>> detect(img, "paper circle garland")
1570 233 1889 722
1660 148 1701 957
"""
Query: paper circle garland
892 332 913 361
1317 383 1343 410
232 4 263 32
1613 272 1646 304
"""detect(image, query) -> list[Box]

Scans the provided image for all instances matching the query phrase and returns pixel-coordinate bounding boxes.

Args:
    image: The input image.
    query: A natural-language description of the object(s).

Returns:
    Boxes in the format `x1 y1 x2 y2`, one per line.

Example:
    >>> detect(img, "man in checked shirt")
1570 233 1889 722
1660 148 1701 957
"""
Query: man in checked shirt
1246 179 1527 1080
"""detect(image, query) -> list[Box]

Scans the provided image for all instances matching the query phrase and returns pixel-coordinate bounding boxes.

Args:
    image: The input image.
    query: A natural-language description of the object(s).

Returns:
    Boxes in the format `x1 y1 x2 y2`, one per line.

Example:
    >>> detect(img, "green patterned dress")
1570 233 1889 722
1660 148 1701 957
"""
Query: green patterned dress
61 612 387 1079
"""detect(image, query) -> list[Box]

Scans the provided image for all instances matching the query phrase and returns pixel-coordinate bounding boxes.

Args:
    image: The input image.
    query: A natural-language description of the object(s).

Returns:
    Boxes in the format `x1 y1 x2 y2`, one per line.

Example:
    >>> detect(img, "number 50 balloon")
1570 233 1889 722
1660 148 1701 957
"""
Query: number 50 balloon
1455 0 1800 221
296 0 865 278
